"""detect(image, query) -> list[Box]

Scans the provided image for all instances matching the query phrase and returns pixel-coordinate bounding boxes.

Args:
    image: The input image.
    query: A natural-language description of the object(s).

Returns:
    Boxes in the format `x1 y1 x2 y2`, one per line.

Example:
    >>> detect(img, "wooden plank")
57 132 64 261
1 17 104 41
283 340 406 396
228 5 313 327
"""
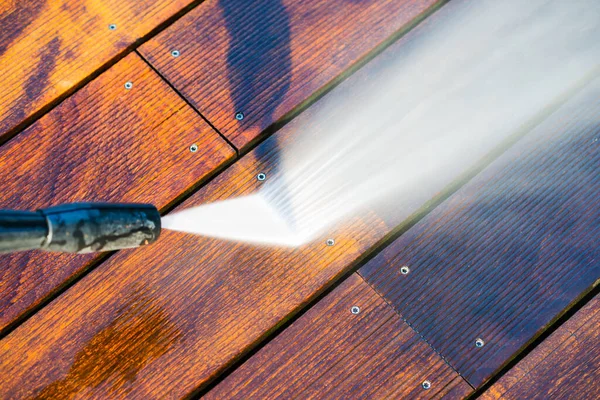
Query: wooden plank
139 0 442 150
2 1 598 396
0 127 391 398
0 52 235 334
0 0 201 140
482 295 600 399
359 77 600 387
206 274 471 399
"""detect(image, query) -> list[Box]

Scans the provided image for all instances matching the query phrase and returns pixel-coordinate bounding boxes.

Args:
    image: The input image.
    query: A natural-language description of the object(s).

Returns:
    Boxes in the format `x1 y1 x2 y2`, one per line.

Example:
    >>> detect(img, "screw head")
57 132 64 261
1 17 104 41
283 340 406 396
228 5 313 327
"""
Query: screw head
108 24 117 31
171 50 180 57
422 380 432 390
475 338 485 348
124 81 133 90
351 306 360 314
400 266 410 275
257 173 266 181
326 238 335 246
235 112 245 121
189 144 198 153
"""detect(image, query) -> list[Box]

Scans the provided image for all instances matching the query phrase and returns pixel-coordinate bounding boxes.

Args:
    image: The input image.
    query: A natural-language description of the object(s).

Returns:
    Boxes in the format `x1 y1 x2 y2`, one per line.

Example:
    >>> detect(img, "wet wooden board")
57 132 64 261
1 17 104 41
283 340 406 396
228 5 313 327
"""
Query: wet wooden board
482 294 600 400
359 77 600 387
206 274 471 399
0 3 575 393
0 0 200 141
0 128 390 398
139 0 442 150
0 52 235 334
4 1 598 396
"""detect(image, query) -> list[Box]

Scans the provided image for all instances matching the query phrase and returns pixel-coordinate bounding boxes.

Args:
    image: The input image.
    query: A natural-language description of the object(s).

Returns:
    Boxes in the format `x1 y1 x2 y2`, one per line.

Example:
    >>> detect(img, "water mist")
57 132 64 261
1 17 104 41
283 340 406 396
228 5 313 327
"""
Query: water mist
162 0 600 246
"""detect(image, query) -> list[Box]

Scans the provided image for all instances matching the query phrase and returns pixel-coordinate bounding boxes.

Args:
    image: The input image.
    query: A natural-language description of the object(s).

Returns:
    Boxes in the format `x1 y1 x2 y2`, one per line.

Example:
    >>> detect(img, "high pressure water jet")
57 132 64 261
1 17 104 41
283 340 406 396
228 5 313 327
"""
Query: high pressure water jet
0 203 161 254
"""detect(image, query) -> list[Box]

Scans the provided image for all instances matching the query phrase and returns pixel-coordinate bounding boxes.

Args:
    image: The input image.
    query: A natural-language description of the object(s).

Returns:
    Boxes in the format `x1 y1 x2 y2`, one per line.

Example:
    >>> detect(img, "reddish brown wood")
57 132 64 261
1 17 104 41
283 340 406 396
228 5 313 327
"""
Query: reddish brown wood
206 274 472 399
0 0 203 141
482 295 600 399
5 1 596 396
359 78 600 387
0 52 234 334
0 123 391 398
139 0 442 150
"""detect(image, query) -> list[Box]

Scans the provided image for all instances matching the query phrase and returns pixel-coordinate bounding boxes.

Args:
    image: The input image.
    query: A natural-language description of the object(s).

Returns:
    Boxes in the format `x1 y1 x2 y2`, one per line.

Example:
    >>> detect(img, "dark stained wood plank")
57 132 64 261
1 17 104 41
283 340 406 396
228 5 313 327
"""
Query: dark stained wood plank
206 274 472 399
0 52 235 334
139 0 442 150
359 77 600 387
2 1 597 396
0 0 202 140
482 295 600 400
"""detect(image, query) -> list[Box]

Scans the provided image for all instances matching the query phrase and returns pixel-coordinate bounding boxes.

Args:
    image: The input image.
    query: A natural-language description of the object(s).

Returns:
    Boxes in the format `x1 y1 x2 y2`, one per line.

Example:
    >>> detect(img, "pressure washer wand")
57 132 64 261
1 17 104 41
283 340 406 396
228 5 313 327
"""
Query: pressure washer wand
0 203 161 254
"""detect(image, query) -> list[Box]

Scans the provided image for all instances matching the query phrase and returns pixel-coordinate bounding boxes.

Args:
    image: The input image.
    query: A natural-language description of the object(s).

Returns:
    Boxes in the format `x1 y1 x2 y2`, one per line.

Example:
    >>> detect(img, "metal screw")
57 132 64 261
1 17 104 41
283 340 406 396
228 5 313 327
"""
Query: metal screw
171 50 180 57
475 338 485 348
124 82 133 90
108 24 117 31
257 173 266 181
422 380 432 390
189 144 198 153
400 266 410 275
351 306 360 314
326 238 335 246
235 112 245 121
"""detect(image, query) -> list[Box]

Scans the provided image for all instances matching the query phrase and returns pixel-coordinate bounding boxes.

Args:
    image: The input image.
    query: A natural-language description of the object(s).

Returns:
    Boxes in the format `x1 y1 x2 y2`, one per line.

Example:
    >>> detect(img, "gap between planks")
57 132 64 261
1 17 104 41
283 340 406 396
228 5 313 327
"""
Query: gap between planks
0 0 208 148
193 64 600 400
468 281 600 400
0 0 449 342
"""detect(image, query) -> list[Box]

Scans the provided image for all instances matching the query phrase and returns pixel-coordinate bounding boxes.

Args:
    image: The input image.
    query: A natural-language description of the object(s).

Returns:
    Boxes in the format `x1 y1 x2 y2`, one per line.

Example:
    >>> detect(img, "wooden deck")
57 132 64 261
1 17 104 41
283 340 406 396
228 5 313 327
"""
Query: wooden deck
0 0 598 398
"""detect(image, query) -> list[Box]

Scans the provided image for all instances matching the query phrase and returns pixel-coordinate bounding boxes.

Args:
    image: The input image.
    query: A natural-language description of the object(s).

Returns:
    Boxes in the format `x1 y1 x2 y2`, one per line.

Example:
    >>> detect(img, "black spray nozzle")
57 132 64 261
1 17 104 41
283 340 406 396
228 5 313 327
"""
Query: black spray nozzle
0 203 161 254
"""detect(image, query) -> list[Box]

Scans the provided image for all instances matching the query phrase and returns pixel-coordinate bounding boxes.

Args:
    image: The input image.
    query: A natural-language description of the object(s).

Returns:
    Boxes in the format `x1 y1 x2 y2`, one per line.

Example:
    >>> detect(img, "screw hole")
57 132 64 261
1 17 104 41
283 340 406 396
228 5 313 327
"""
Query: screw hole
189 144 198 153
351 306 360 314
124 82 133 90
326 238 335 246
171 50 180 57
235 112 245 121
400 266 410 275
108 24 117 31
475 338 485 348
422 380 431 390
257 173 266 181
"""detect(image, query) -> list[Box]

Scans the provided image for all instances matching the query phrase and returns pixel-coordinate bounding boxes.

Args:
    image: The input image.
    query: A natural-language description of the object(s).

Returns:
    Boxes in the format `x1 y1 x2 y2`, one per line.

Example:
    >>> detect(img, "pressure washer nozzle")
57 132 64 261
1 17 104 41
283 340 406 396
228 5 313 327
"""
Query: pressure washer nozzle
0 203 161 254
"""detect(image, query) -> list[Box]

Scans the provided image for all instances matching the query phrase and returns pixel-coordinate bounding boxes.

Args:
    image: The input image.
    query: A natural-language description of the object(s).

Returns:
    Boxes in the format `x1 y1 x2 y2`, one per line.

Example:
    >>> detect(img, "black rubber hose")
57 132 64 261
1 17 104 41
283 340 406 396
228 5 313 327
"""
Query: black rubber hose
0 210 48 253
0 203 161 254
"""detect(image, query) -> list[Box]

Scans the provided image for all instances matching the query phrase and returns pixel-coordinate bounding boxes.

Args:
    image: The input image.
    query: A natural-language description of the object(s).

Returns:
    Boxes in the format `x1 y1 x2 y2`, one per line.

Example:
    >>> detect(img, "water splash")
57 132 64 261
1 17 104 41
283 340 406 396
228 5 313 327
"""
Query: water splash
162 0 600 247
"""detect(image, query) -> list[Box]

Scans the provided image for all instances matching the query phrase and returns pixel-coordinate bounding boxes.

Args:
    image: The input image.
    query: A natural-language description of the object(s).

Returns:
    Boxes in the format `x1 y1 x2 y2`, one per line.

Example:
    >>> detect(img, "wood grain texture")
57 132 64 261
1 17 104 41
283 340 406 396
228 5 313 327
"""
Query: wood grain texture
0 129 390 399
139 0 441 150
0 0 200 140
359 77 600 387
482 295 600 400
4 1 593 394
206 274 472 399
0 52 234 334
0 5 542 395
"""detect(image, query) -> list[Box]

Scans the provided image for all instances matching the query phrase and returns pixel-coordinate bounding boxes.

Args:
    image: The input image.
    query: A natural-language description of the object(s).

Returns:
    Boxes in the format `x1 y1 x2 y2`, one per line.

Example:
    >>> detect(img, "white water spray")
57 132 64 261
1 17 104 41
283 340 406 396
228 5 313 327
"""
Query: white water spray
163 0 600 246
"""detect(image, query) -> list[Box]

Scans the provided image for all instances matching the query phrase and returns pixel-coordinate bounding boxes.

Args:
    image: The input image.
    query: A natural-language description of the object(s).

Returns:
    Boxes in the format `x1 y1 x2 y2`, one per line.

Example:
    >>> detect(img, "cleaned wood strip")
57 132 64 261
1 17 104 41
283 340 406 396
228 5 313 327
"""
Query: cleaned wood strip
482 295 600 399
0 52 235 334
206 274 471 399
359 77 600 387
139 0 442 150
2 1 598 396
0 0 202 141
